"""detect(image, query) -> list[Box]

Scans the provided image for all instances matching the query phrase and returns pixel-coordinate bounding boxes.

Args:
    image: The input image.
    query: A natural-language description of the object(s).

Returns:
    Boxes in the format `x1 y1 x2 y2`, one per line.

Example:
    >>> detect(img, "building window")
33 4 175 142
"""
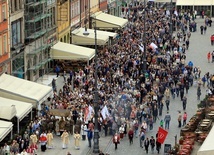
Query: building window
2 5 6 21
53 7 56 25
3 35 7 54
0 36 2 55
11 19 21 46
14 0 17 11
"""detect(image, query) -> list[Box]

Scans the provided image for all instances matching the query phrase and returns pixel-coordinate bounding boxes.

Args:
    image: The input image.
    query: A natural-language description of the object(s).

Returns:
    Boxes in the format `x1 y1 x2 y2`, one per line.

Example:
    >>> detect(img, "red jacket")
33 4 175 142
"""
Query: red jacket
113 135 120 143
128 130 134 139
211 35 214 41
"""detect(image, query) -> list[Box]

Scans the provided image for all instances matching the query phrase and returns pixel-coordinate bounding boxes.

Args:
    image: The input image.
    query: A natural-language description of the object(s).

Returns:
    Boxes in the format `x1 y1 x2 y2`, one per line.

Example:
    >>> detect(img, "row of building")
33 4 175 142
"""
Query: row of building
0 0 132 81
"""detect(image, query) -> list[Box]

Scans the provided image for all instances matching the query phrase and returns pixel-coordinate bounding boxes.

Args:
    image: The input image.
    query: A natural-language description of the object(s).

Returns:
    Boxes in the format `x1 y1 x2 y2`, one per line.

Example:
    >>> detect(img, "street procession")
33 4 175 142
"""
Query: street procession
0 0 214 155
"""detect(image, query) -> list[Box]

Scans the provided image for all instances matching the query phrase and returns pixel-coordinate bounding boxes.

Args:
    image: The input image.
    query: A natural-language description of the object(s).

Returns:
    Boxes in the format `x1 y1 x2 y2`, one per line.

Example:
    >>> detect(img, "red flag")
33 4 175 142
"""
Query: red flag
157 127 168 144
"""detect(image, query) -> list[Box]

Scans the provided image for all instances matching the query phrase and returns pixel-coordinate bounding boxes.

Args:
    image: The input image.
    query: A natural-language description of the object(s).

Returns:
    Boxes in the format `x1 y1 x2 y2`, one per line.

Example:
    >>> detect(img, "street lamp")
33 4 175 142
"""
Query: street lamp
83 20 99 153
143 0 147 74
170 0 173 53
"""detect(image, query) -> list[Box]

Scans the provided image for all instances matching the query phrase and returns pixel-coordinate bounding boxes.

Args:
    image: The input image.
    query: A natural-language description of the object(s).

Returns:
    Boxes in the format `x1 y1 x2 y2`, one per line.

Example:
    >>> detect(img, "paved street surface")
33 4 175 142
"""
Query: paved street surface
36 17 214 155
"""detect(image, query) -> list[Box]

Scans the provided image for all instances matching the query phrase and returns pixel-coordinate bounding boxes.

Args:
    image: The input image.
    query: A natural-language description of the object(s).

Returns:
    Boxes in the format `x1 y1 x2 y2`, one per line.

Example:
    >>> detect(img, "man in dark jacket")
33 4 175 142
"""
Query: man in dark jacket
144 137 150 154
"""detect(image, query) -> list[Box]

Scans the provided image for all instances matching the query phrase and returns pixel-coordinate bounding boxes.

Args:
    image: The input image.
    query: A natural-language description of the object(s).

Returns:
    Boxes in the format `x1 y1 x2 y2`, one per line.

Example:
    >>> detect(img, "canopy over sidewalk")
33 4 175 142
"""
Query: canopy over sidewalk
50 42 95 60
71 27 110 45
0 73 53 109
92 11 128 29
0 97 33 133
0 105 16 120
176 0 214 6
0 121 13 142
197 125 214 155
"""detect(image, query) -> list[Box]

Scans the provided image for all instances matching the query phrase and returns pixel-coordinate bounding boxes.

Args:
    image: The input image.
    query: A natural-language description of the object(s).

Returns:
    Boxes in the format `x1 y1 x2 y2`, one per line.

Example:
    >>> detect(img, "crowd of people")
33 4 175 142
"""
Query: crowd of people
1 1 214 155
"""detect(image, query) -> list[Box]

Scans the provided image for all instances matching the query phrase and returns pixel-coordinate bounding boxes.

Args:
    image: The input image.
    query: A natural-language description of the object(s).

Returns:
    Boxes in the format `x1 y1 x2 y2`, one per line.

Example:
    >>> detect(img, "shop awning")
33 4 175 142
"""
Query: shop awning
92 11 128 29
155 0 176 2
71 28 109 45
176 0 195 6
194 0 214 6
50 42 95 60
0 73 53 109
0 105 16 120
0 97 32 121
197 125 214 155
0 121 13 142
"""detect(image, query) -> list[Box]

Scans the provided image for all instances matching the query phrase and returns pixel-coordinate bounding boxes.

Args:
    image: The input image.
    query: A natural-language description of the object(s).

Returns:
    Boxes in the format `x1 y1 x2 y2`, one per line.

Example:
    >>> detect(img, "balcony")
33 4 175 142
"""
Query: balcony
25 0 46 6
27 44 49 55
26 14 51 23
25 29 47 39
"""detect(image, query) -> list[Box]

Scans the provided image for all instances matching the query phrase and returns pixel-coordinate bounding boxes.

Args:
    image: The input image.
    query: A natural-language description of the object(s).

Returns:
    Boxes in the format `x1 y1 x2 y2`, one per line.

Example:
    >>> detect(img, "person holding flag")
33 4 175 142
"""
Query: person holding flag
157 127 168 151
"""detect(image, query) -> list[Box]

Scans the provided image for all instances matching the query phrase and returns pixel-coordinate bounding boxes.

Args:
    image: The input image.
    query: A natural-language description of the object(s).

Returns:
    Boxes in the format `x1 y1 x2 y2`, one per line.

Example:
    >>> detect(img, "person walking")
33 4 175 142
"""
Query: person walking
113 133 120 150
133 119 139 138
81 123 87 140
144 137 150 154
156 140 161 154
139 129 145 148
164 112 171 129
183 112 188 126
207 52 211 63
128 128 134 145
150 136 155 154
61 130 69 149
197 86 202 100
55 65 60 77
87 128 93 148
200 25 204 34
63 71 67 82
73 131 81 150
46 130 53 149
165 99 170 111
182 96 187 110
119 125 125 140
178 111 182 128
39 132 47 152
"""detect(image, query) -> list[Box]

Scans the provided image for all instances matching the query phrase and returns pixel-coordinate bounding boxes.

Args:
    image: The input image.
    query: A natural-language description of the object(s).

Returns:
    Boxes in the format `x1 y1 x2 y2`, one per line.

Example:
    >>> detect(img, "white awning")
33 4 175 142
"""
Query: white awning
0 121 13 142
0 74 53 109
155 0 176 2
50 42 95 60
0 97 32 121
92 11 128 29
194 0 214 6
176 0 195 5
71 27 110 45
198 125 214 155
0 105 16 120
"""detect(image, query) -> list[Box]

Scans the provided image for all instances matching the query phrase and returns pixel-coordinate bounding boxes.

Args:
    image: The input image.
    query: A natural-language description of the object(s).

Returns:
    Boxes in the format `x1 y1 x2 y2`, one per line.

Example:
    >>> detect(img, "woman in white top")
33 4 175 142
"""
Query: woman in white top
119 125 125 139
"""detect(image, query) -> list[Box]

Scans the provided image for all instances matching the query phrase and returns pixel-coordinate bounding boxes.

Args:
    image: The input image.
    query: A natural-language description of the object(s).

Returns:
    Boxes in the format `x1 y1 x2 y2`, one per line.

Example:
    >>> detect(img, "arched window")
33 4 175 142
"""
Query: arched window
67 33 70 43
33 55 37 66
64 35 66 43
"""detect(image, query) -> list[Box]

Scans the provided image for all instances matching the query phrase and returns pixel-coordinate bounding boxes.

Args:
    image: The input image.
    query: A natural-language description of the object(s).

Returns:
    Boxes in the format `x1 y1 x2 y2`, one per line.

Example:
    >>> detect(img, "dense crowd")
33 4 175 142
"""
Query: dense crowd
1 1 214 155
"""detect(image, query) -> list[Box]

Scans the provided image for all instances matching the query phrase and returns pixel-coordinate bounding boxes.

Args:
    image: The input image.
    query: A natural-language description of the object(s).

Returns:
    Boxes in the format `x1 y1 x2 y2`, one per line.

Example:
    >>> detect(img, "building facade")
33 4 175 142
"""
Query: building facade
99 0 108 12
108 0 122 17
0 0 10 75
24 0 54 81
70 0 80 32
57 0 70 43
9 0 25 78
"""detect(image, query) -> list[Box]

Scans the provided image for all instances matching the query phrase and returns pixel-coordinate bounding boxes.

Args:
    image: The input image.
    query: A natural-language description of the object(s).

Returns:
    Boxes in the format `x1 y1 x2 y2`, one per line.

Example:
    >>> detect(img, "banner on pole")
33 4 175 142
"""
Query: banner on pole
157 127 168 144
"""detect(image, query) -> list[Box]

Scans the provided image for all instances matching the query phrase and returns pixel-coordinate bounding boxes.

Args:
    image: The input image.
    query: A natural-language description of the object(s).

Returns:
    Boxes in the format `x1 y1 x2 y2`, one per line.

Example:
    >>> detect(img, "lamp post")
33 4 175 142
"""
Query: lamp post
143 0 147 74
170 0 173 53
83 21 99 153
